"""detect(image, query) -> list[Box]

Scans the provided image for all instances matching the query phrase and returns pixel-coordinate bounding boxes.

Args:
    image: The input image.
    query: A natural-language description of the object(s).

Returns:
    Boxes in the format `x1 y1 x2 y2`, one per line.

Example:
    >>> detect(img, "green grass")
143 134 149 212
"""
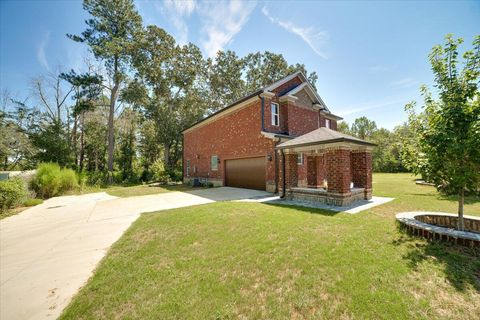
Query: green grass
0 198 44 220
71 183 198 198
61 173 479 319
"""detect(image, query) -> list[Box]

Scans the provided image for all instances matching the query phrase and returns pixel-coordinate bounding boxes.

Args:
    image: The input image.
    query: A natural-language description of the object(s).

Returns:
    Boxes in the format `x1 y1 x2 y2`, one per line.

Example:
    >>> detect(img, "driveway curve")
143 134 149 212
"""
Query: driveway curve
0 187 270 320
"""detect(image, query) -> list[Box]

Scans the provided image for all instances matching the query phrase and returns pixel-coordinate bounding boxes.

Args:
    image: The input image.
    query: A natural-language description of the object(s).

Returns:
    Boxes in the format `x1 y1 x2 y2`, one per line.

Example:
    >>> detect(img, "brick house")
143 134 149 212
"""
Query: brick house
183 72 375 206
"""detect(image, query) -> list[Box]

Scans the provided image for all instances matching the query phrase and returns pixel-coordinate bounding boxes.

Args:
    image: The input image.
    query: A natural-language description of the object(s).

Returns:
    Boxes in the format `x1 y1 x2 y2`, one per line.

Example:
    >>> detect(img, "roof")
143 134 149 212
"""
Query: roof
183 71 332 133
276 127 376 149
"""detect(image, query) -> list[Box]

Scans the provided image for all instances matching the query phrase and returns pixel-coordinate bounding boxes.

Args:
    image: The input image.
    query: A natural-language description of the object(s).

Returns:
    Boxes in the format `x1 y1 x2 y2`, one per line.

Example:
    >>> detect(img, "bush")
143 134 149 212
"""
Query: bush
151 159 171 184
0 178 28 212
31 163 79 198
23 198 43 207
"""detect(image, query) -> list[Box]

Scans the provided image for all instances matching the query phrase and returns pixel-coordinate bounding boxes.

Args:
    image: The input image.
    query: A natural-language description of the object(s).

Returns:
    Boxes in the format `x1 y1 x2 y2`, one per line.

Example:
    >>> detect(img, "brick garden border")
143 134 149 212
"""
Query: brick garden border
396 211 480 248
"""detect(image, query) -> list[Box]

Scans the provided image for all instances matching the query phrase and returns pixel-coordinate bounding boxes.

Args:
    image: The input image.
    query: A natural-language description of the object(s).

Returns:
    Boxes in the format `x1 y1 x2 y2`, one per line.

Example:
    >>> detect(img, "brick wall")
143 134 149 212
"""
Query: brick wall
351 151 372 189
326 149 351 194
183 99 276 189
284 153 298 189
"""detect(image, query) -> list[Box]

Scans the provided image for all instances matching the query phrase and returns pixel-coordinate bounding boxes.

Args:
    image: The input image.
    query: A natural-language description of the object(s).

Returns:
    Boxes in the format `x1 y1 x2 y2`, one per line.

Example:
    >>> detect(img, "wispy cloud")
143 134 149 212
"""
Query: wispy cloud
391 77 418 89
369 64 392 73
161 0 197 45
262 6 328 59
37 31 51 71
338 98 407 116
199 0 256 57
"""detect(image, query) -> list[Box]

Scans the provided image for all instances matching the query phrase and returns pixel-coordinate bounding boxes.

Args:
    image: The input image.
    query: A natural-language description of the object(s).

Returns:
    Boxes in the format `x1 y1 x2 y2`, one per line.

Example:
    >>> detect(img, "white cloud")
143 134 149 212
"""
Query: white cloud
158 0 197 45
262 6 328 59
369 65 392 73
338 98 407 116
391 77 418 88
37 31 51 71
199 0 257 57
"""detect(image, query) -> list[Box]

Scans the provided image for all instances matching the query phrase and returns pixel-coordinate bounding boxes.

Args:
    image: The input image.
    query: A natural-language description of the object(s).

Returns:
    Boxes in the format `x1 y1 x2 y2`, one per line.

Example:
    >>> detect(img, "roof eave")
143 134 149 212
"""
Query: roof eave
275 137 377 149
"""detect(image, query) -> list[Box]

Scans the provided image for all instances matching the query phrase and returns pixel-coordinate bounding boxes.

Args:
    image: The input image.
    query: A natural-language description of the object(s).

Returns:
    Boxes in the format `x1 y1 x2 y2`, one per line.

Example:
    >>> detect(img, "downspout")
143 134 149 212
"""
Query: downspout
274 147 278 194
281 148 286 198
260 95 265 131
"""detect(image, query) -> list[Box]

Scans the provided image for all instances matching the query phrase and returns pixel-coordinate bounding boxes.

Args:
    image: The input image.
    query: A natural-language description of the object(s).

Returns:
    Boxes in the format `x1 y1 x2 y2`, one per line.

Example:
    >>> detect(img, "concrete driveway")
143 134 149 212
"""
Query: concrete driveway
0 187 271 320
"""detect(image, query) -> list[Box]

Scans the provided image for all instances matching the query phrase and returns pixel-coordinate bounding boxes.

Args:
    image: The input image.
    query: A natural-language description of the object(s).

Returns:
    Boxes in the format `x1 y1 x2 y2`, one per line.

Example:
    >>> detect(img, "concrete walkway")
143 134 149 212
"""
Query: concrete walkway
0 187 270 320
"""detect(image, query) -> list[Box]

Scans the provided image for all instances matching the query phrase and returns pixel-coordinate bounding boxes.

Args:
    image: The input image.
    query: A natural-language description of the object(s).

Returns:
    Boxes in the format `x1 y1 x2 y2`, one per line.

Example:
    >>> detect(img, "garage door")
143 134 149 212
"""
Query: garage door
225 157 266 190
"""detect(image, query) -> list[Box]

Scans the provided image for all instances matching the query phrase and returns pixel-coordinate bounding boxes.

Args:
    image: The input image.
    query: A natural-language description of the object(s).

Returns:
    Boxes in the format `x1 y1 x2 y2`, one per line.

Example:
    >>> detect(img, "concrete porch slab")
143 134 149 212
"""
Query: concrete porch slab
263 196 394 214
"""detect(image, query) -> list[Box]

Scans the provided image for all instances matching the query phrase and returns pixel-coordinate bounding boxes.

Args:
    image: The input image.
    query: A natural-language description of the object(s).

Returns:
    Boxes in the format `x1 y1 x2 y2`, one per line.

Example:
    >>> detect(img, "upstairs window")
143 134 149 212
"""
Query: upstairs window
297 153 303 165
325 118 331 129
211 155 218 171
271 102 279 126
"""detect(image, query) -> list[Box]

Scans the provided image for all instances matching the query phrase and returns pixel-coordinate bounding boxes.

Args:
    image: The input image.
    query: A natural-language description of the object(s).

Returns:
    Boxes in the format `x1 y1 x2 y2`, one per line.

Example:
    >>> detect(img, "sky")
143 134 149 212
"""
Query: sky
1 0 479 129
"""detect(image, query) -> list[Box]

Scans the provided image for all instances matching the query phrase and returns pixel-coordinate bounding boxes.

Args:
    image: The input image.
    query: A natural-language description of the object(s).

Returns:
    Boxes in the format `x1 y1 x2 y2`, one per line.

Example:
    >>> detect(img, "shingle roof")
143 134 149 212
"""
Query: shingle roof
276 127 376 149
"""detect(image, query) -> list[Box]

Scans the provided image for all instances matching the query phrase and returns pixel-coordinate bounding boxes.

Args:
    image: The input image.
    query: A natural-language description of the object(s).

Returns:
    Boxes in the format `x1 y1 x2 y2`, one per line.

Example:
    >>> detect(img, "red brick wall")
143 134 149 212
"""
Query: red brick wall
284 153 298 189
319 116 338 130
351 151 372 189
316 154 326 186
307 155 317 186
326 149 351 194
183 99 276 188
288 105 319 136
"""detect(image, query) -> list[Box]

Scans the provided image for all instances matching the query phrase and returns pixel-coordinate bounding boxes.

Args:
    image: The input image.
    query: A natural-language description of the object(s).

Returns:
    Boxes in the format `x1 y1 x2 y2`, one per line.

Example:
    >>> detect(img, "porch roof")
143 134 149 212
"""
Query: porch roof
275 127 376 149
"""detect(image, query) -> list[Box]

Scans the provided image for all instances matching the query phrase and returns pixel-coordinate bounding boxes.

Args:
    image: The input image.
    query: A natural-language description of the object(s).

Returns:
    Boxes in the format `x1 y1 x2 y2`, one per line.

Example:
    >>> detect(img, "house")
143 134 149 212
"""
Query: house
182 72 375 206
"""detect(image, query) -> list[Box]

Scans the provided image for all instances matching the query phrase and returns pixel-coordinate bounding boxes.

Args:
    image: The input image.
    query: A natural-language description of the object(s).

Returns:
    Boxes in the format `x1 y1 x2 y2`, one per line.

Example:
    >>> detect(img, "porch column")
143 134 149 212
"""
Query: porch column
284 152 298 190
316 153 326 187
351 150 373 199
307 155 317 187
326 148 351 194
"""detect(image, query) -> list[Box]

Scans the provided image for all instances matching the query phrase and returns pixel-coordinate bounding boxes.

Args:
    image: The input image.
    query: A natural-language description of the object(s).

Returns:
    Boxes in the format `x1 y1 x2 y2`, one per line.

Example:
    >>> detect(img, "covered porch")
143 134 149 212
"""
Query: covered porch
276 128 376 206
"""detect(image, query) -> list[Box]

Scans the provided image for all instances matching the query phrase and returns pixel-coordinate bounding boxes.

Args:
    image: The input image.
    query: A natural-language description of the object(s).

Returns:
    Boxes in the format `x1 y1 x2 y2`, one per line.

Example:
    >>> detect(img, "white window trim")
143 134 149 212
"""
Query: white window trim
297 153 303 165
186 160 190 177
325 118 331 129
211 155 218 171
271 102 279 126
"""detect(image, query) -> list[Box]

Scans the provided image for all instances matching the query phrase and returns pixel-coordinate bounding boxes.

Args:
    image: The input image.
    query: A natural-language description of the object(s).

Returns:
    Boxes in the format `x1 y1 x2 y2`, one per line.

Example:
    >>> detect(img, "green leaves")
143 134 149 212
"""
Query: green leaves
406 34 480 205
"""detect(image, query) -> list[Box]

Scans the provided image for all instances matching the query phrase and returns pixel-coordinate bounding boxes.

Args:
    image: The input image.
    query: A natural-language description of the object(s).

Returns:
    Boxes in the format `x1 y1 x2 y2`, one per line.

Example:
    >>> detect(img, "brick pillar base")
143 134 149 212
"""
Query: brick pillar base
351 151 372 200
326 149 351 194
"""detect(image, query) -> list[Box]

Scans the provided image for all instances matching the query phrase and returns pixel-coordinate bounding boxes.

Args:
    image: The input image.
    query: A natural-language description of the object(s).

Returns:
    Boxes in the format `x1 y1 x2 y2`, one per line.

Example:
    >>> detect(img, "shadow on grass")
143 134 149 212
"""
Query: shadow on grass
393 227 480 292
262 201 339 217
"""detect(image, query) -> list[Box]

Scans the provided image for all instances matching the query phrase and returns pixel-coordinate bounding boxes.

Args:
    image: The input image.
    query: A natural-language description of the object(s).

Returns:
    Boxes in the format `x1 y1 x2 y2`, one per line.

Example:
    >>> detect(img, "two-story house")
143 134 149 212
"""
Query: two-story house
183 72 375 206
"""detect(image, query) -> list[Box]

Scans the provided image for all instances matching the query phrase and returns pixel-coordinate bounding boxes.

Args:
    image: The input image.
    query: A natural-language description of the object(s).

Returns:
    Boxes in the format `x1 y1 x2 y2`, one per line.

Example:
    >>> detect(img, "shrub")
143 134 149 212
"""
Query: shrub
151 159 171 184
31 163 79 198
0 177 28 212
23 198 43 207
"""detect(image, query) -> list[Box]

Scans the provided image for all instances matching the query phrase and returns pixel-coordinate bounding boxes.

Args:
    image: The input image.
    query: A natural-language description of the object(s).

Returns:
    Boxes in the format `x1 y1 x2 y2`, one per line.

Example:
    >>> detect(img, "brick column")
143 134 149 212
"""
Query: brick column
351 151 372 199
307 155 317 187
326 149 351 194
316 154 326 187
284 153 298 190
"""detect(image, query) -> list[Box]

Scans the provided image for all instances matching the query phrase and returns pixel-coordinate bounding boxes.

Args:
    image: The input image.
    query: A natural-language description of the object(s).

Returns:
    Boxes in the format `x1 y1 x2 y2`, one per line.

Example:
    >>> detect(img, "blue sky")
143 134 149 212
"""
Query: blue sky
1 0 479 129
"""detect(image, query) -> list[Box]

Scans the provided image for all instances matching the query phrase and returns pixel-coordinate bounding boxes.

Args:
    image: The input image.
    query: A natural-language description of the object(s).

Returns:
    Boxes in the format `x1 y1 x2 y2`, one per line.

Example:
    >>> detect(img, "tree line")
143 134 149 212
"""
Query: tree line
0 0 317 185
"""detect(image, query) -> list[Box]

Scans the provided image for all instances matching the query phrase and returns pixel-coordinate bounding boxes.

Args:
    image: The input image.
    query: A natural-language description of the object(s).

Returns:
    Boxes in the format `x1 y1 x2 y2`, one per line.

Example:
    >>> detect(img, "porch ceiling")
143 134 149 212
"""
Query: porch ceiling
275 127 376 152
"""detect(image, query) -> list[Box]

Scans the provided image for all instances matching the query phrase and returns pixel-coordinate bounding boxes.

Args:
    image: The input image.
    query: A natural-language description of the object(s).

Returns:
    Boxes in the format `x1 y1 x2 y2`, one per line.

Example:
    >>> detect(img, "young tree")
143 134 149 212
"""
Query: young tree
405 35 480 230
69 0 142 181
350 116 377 140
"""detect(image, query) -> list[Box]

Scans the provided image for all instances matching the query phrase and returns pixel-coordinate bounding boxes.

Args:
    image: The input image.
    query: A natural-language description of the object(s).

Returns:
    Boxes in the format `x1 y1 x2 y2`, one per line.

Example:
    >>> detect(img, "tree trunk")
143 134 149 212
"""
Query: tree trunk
107 57 120 183
458 188 465 231
163 143 170 172
79 113 85 171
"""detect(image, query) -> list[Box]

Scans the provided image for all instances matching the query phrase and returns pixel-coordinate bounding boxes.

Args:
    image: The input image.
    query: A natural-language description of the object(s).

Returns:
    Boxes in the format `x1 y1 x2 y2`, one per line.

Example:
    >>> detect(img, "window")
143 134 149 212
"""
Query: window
186 160 190 177
297 153 303 165
211 155 218 171
271 102 279 126
325 118 331 129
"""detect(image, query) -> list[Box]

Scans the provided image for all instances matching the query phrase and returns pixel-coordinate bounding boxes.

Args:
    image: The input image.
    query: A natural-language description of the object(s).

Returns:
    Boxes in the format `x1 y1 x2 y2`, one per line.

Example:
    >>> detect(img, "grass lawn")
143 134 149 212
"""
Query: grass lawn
61 173 479 319
75 183 198 198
